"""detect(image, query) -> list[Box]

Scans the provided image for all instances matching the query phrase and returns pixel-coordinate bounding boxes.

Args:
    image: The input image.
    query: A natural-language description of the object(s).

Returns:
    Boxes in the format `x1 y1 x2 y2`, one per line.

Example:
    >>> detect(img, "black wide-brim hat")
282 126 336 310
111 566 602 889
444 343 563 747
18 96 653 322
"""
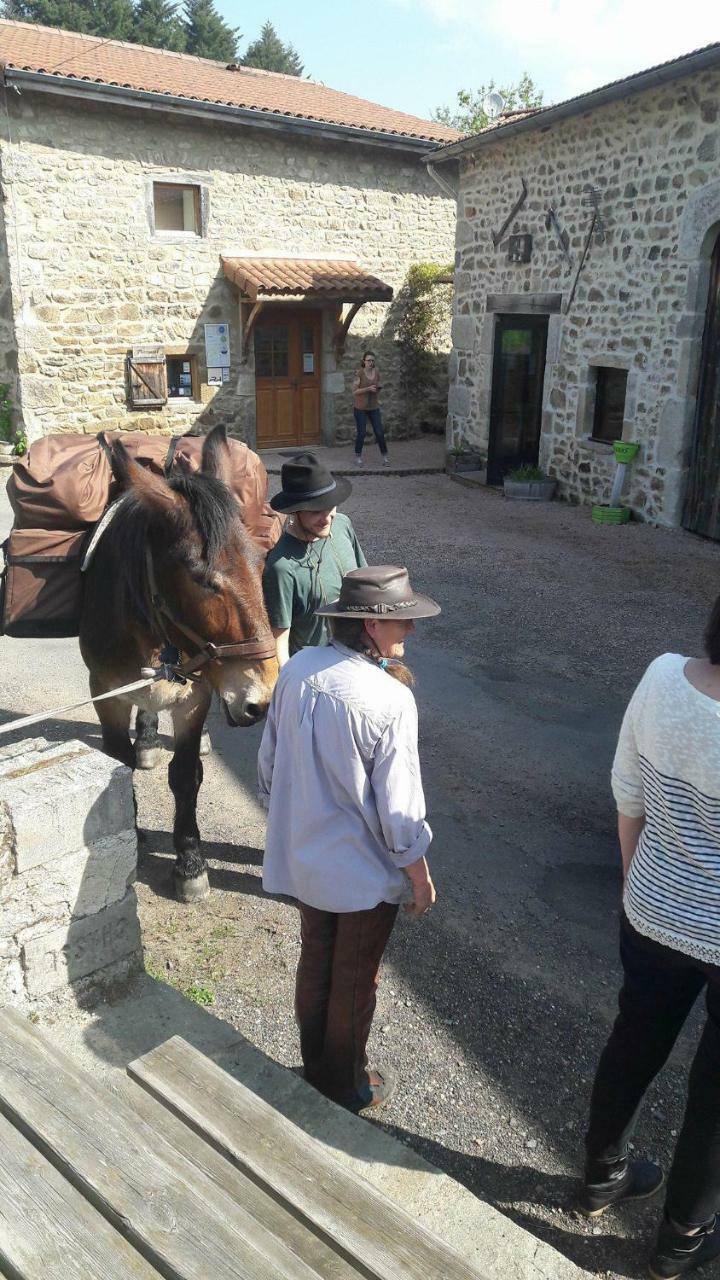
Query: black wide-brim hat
316 565 441 620
270 452 352 513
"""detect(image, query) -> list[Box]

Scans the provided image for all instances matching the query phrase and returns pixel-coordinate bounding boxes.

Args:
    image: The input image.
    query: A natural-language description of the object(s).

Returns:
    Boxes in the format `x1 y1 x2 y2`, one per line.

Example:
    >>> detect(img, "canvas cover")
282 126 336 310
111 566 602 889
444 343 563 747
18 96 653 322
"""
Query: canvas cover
1 432 283 638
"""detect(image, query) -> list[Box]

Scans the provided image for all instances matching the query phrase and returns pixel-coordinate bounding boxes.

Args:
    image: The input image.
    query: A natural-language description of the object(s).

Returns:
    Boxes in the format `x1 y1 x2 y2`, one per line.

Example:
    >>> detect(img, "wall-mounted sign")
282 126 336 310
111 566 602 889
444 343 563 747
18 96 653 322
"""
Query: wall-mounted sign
204 323 231 370
207 368 223 386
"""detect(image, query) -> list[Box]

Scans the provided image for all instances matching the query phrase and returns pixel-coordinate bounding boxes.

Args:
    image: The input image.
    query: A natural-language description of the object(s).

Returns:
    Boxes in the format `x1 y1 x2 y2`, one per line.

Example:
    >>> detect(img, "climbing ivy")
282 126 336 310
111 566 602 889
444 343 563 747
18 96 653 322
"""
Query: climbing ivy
395 262 454 423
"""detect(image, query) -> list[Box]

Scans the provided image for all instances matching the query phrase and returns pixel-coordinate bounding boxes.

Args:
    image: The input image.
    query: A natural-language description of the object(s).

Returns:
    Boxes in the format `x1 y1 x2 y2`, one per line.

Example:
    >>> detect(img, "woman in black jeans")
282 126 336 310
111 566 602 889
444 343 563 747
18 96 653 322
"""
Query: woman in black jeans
352 351 389 467
580 596 720 1278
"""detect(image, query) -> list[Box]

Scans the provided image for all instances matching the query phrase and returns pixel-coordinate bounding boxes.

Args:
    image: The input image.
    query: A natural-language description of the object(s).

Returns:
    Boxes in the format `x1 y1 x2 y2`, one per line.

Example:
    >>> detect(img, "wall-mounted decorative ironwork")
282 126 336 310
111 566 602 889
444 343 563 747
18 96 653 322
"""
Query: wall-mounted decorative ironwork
565 185 606 314
491 177 528 248
508 234 532 263
544 206 573 269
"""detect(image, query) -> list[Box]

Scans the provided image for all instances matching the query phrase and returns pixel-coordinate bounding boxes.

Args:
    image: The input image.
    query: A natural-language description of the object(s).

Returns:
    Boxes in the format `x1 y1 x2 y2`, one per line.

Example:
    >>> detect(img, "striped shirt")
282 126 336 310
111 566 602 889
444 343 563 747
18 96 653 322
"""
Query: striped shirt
612 653 720 965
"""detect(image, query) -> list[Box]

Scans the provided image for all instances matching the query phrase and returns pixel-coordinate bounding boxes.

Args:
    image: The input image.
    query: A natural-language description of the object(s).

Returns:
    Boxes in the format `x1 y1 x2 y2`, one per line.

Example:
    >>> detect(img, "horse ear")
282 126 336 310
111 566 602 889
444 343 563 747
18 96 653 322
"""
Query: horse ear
112 440 185 519
201 424 234 488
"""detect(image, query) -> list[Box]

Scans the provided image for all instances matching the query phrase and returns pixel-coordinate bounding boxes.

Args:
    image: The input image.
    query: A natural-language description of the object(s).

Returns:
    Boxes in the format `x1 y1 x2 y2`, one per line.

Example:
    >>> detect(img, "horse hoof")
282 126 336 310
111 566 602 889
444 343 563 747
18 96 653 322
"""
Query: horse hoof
135 745 163 770
173 869 210 903
199 731 212 757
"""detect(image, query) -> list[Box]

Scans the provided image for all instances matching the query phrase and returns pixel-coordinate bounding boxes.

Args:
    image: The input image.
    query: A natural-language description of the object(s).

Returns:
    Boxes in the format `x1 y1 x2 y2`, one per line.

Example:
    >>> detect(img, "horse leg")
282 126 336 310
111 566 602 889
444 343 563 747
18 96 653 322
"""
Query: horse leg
135 710 164 770
169 687 211 903
90 680 135 769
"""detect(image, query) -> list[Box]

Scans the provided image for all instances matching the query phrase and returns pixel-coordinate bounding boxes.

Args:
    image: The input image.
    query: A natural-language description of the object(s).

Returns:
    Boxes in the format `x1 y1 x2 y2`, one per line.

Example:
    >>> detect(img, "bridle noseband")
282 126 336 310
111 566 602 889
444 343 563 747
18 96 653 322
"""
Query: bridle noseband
145 545 276 680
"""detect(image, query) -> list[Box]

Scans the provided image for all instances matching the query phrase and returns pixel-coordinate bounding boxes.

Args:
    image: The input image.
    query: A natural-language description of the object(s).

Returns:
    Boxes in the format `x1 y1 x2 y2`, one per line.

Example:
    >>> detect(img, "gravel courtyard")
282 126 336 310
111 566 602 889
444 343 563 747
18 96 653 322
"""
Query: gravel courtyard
133 471 720 1280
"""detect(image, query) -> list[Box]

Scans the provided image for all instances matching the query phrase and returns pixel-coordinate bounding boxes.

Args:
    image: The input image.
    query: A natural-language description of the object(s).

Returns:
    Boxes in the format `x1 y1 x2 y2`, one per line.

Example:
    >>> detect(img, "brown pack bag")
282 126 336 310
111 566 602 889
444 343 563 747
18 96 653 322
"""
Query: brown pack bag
2 431 283 639
7 431 282 552
1 528 88 637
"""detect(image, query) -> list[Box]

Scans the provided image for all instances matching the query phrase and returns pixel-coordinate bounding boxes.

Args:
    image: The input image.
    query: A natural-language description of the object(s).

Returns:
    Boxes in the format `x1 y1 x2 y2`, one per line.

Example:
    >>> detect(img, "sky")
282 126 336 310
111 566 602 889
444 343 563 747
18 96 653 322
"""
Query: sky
225 0 719 122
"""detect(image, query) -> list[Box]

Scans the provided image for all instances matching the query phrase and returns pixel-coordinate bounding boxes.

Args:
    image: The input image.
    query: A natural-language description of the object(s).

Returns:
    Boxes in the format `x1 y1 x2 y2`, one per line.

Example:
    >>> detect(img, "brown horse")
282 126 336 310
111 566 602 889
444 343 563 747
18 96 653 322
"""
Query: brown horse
79 426 278 902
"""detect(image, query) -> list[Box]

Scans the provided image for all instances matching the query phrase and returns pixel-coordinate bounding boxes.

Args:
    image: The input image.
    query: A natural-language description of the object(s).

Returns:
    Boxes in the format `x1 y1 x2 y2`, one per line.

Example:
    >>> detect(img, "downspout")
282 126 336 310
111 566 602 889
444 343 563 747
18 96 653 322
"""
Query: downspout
425 159 458 200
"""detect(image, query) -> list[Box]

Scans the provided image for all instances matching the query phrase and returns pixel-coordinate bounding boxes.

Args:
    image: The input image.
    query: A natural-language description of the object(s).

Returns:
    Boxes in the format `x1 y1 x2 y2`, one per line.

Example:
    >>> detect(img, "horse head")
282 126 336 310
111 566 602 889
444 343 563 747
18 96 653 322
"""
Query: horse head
112 425 278 726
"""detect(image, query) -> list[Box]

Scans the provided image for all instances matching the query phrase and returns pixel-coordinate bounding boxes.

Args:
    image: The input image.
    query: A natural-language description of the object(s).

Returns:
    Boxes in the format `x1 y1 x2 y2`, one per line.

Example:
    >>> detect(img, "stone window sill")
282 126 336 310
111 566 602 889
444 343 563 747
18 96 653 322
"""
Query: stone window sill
167 397 202 410
577 436 616 454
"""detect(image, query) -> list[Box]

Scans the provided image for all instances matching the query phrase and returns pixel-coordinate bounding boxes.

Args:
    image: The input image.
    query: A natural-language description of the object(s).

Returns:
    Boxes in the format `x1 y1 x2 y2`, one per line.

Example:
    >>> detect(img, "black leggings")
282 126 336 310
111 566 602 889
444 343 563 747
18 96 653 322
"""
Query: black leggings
586 916 720 1225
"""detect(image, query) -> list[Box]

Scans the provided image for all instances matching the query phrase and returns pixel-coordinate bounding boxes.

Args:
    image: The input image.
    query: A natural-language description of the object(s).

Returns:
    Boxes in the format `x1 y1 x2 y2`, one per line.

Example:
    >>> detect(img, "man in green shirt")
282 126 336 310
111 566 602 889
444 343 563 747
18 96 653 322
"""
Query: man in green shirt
263 454 367 665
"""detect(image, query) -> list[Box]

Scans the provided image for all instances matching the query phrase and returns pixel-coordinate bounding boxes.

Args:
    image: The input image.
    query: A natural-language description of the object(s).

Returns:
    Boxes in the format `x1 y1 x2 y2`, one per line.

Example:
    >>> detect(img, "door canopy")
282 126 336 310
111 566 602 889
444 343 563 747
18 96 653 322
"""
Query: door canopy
221 256 393 355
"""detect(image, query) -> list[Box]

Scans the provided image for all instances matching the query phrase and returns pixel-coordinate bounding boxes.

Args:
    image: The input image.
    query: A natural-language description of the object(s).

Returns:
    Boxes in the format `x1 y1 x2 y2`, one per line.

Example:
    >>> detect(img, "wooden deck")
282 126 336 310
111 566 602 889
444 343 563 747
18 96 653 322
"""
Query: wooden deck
0 1009 483 1279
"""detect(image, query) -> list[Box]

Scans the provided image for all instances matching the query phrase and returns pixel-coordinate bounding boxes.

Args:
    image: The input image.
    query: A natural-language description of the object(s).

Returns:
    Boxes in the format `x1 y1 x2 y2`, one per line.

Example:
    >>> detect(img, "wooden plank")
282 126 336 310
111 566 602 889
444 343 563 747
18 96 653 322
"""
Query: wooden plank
121 1078 363 1280
0 1112 161 1279
0 1010 321 1280
129 1037 482 1280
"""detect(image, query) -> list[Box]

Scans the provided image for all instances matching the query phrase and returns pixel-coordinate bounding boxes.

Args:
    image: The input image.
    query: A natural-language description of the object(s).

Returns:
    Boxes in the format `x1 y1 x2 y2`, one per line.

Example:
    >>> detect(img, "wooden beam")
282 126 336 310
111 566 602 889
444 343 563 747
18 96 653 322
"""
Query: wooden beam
241 300 264 356
334 300 365 357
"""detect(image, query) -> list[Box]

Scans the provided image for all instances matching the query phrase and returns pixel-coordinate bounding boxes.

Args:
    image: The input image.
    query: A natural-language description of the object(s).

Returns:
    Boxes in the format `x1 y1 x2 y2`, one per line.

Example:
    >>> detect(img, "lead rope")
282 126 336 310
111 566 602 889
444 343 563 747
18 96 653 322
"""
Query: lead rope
0 673 163 739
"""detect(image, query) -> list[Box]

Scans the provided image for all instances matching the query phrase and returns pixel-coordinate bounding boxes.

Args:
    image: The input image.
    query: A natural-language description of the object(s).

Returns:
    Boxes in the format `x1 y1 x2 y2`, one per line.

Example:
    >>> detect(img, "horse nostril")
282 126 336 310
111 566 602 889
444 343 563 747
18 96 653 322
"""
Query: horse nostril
245 702 264 722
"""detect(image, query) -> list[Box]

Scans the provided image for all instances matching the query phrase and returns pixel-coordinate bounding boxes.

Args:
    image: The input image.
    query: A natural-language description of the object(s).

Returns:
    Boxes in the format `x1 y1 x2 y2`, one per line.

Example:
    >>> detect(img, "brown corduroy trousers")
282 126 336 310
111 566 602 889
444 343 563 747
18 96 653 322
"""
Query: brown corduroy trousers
295 900 399 1104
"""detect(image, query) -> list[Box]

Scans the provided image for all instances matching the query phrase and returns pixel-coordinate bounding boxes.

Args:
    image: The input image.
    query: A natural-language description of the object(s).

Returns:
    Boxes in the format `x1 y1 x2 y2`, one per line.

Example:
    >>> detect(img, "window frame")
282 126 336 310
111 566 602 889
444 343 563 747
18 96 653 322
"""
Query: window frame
590 365 629 445
147 177 209 239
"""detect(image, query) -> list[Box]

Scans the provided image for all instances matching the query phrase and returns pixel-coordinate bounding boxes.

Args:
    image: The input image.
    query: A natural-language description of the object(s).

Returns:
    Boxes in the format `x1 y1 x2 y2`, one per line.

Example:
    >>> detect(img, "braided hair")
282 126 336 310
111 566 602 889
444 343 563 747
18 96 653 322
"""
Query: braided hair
329 616 414 688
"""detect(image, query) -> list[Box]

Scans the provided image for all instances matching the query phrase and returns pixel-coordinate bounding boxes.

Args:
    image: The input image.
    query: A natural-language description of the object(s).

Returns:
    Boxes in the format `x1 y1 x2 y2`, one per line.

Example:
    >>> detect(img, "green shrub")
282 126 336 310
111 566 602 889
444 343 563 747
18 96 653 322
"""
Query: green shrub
506 464 547 482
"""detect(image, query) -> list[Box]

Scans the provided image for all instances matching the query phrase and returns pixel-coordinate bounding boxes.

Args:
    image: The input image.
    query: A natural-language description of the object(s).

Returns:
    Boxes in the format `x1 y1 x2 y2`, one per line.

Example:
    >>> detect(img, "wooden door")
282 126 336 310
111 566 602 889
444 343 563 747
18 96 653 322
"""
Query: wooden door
487 315 549 485
255 309 321 448
683 234 720 538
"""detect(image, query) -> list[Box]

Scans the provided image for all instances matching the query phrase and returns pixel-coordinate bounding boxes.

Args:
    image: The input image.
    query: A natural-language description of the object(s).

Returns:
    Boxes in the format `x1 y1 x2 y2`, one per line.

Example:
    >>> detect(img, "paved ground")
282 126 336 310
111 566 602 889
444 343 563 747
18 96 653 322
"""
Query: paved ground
3 458 720 1278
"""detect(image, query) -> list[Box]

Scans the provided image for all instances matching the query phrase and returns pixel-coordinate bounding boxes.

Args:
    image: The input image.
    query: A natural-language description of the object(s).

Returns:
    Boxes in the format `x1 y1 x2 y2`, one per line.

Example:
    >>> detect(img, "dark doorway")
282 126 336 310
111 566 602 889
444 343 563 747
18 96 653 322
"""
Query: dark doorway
683 233 720 539
487 314 549 485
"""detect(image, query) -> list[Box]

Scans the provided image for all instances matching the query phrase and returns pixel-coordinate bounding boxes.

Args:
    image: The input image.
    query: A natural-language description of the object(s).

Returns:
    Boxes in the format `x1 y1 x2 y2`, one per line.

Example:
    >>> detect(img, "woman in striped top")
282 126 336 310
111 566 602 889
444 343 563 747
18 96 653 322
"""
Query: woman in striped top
579 600 720 1279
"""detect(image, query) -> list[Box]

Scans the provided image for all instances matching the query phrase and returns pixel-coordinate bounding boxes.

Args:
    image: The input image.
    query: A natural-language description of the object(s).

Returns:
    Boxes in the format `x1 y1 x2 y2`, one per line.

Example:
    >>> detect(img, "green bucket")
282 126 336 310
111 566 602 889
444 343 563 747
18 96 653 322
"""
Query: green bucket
592 504 630 525
613 441 640 465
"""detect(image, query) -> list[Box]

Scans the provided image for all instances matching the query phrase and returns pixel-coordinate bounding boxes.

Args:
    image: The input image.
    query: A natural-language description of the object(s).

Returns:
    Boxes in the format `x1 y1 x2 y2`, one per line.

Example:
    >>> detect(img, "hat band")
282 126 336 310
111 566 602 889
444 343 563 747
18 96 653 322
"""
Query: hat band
288 480 337 500
342 598 418 614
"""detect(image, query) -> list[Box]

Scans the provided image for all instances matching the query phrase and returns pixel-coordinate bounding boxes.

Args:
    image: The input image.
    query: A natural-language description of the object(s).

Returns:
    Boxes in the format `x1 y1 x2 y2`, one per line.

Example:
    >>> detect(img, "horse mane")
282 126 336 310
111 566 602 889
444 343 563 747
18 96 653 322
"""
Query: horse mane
99 471 259 627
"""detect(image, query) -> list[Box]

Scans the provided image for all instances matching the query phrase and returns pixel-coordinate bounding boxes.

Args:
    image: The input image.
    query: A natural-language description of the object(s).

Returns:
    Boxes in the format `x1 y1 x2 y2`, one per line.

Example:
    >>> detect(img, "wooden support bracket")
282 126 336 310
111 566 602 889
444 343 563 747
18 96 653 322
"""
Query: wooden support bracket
334 300 366 357
240 299 265 357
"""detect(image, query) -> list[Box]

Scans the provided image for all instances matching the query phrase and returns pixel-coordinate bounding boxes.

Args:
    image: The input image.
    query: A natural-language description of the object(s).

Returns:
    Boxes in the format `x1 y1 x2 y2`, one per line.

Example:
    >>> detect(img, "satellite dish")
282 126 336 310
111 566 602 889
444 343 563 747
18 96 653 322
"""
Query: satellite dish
483 90 506 120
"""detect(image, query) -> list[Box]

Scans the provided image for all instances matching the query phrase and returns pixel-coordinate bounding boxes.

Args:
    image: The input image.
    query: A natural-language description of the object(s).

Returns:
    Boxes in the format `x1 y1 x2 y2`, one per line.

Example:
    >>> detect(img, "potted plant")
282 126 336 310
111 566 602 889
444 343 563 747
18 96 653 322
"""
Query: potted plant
503 464 557 501
0 384 15 462
446 444 486 475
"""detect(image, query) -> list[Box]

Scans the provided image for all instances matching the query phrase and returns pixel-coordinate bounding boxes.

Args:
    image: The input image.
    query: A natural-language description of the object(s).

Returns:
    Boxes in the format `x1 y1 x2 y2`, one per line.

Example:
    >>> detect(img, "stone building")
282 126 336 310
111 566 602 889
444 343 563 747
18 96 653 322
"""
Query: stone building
0 21 457 450
431 43 720 536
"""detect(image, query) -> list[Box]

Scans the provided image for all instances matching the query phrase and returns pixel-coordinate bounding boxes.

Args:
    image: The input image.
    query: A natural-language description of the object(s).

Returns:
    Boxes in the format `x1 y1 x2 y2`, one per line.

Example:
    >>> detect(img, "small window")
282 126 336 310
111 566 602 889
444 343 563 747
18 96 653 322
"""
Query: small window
592 367 628 443
153 183 201 234
167 355 198 400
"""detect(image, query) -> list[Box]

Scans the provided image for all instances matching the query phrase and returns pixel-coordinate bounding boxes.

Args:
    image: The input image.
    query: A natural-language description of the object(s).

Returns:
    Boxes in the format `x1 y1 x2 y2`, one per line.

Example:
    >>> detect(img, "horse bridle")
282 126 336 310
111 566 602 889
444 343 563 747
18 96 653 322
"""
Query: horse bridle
144 545 276 680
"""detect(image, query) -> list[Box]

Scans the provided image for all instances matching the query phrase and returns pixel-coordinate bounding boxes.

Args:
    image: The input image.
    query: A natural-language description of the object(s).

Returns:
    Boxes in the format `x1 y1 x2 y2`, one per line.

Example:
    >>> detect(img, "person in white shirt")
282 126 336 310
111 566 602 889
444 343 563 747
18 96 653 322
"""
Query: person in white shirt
258 565 438 1113
579 599 720 1280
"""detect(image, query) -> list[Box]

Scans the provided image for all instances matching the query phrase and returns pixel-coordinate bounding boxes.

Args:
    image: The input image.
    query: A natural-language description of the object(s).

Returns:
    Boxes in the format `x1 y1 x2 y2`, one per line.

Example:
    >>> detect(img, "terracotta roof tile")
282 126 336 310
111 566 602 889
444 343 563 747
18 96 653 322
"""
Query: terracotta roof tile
0 19 458 144
222 257 393 301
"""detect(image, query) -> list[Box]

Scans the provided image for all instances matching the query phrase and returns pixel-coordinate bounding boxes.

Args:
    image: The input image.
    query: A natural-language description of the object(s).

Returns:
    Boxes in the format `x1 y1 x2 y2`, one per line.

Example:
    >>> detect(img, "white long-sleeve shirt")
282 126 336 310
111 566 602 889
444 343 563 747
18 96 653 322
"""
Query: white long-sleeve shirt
613 652 720 965
258 640 432 912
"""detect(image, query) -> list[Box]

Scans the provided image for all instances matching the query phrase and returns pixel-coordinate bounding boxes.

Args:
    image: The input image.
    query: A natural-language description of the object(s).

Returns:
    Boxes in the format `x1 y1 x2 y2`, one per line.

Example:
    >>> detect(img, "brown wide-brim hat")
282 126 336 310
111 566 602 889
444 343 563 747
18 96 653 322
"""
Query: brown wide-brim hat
316 565 441 620
270 452 352 513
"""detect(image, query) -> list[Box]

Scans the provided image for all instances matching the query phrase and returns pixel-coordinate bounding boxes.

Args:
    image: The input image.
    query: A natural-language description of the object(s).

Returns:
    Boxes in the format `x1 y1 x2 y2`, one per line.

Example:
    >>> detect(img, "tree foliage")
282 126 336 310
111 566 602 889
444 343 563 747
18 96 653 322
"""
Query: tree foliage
434 72 544 133
183 0 238 61
4 0 134 37
242 20 303 75
131 0 186 50
395 262 454 419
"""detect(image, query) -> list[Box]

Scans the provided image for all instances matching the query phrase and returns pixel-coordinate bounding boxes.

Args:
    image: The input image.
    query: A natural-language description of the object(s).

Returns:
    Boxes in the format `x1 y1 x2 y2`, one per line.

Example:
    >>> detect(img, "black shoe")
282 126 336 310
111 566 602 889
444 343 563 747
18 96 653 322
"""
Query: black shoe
649 1215 720 1280
578 1157 664 1217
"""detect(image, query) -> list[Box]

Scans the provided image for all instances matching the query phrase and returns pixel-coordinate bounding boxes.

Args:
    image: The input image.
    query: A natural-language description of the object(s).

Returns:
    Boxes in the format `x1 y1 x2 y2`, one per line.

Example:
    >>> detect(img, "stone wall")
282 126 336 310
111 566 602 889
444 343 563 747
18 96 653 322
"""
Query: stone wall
0 737 141 1008
0 92 455 446
448 66 720 525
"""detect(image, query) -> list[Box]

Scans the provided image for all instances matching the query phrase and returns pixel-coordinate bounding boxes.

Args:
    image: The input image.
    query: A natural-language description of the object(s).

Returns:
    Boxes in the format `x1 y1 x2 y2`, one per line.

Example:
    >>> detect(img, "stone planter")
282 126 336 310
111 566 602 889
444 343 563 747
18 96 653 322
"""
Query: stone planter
503 478 557 502
446 452 486 474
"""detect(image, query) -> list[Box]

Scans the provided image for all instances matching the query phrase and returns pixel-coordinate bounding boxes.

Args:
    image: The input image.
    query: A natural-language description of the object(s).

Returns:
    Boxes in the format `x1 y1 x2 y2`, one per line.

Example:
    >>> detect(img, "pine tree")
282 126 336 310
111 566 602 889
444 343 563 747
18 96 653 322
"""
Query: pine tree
131 0 186 50
3 0 134 37
242 20 303 76
184 0 238 62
